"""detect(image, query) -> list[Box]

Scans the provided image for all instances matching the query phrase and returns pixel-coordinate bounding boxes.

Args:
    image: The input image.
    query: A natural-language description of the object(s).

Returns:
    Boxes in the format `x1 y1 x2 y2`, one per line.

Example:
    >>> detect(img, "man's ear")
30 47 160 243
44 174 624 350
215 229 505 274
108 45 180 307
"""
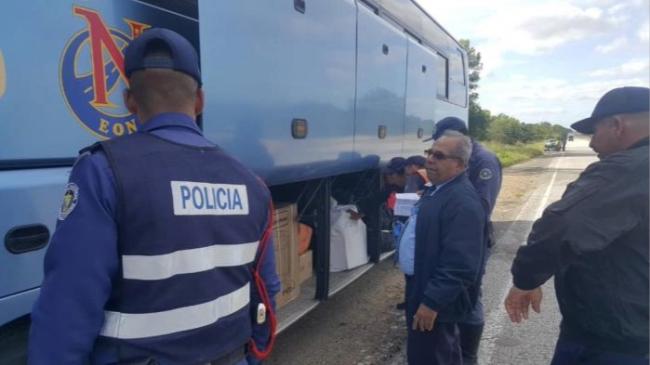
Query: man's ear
611 115 625 137
195 88 204 116
123 88 138 114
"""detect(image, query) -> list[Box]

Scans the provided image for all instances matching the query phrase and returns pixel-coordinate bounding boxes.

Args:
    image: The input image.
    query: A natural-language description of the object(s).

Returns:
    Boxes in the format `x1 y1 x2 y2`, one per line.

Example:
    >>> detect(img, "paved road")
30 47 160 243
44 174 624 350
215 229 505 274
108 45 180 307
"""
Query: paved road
387 135 597 365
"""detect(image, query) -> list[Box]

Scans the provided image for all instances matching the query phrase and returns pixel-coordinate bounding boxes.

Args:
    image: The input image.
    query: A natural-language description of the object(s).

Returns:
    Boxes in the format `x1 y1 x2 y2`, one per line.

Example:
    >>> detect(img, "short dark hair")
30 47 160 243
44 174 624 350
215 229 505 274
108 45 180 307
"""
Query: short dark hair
405 155 426 167
128 41 198 114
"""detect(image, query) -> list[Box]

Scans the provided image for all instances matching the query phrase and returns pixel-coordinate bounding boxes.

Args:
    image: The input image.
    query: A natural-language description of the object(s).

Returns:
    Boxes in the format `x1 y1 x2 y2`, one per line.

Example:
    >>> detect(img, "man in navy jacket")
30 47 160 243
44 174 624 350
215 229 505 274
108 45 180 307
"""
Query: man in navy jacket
405 130 487 365
427 116 502 364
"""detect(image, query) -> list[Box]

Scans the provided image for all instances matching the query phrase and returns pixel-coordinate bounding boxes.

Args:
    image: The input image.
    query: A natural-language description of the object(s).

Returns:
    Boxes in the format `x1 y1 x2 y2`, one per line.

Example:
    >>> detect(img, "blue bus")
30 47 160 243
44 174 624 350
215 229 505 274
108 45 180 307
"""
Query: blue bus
0 0 468 345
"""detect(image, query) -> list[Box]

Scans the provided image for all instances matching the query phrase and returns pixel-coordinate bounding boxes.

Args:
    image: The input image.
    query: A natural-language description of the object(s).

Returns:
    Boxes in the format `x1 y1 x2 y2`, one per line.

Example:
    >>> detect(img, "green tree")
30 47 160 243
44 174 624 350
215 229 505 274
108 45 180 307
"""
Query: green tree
460 39 487 140
459 39 482 103
488 113 522 144
468 102 491 140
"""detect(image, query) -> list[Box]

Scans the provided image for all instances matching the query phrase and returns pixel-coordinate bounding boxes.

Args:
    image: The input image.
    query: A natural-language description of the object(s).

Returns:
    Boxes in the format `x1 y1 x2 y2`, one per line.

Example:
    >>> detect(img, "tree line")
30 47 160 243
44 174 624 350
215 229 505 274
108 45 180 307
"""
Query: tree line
460 40 570 144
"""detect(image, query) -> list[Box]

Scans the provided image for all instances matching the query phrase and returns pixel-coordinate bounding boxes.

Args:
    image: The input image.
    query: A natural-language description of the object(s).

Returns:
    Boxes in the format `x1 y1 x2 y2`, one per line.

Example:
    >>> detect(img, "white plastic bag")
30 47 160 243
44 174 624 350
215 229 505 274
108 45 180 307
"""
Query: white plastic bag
330 205 368 272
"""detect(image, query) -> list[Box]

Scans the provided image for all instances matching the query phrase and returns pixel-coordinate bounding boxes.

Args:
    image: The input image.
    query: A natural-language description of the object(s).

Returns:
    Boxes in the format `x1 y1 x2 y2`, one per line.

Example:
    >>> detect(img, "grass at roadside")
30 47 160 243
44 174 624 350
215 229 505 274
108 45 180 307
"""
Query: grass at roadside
483 141 544 168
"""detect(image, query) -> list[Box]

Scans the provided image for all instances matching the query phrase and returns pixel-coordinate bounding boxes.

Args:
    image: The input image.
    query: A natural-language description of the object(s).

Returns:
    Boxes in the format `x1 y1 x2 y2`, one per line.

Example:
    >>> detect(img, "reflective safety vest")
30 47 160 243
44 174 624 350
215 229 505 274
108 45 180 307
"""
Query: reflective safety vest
91 133 270 363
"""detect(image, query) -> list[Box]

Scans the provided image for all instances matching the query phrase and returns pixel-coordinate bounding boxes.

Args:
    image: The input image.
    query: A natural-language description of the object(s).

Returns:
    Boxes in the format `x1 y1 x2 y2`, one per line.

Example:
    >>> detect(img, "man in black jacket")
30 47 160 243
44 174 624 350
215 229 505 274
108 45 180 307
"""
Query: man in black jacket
402 130 486 365
505 86 649 364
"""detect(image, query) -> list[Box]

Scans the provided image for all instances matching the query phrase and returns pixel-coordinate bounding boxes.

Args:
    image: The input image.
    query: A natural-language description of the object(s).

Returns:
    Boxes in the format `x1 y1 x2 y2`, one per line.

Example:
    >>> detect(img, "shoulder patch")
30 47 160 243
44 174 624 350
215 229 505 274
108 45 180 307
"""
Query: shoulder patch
58 183 79 220
479 168 493 180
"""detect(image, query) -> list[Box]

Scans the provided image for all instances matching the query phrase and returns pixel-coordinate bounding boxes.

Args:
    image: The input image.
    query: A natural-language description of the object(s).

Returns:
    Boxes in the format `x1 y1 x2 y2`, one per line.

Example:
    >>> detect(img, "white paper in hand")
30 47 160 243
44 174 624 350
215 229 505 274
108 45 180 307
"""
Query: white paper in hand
394 193 420 217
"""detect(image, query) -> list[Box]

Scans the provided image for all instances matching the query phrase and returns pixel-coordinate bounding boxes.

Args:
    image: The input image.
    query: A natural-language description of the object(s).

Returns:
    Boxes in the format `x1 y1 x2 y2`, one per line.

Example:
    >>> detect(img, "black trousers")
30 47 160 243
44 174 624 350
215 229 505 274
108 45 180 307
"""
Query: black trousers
550 338 649 365
405 275 462 365
407 321 462 365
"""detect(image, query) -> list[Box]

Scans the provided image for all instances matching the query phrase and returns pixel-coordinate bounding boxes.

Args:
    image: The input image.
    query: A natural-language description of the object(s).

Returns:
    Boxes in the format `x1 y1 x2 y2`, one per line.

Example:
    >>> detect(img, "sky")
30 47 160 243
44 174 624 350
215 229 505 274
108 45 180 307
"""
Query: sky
418 0 650 128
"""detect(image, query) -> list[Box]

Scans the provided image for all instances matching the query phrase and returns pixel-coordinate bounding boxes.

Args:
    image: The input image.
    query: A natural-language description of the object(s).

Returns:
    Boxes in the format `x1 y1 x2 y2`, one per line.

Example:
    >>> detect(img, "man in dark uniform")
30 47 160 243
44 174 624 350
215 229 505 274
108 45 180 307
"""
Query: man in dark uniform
425 116 502 365
505 86 649 364
404 130 486 365
28 29 280 365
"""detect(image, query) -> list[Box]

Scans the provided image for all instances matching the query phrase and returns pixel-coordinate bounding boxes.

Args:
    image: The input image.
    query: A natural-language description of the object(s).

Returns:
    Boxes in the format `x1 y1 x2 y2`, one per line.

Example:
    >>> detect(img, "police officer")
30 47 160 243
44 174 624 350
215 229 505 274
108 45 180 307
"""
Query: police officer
424 117 502 365
28 28 280 365
505 86 649 364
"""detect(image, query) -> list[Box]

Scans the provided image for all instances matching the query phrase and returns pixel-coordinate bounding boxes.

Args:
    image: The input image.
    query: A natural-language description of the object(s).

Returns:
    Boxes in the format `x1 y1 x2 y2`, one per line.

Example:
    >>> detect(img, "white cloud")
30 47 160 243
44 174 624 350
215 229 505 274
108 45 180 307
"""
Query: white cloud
573 0 645 7
479 74 650 125
587 59 650 77
420 1 622 75
607 3 628 13
595 37 628 53
640 22 650 42
488 4 612 54
415 0 650 125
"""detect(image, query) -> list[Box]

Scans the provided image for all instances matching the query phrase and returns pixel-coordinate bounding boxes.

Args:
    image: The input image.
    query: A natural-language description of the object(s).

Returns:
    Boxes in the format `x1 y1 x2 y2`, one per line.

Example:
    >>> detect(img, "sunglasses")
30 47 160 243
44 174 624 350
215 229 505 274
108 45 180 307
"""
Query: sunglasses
424 149 461 161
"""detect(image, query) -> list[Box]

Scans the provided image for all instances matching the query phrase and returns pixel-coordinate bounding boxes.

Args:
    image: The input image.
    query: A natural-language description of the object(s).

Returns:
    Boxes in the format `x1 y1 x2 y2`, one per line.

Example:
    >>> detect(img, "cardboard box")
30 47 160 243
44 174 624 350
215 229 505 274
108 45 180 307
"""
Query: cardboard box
298 250 313 284
273 203 300 309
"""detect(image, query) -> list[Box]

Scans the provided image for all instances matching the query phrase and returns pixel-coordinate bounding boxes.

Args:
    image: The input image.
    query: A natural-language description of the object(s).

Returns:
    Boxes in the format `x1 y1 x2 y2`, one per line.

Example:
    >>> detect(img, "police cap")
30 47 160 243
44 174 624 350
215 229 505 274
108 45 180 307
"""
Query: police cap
424 116 469 142
124 28 202 86
571 87 649 134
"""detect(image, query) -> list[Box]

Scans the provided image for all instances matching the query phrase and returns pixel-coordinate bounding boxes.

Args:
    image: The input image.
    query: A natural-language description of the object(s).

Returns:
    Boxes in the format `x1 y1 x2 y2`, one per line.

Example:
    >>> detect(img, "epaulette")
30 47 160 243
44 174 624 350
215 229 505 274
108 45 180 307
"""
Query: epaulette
78 141 104 156
73 141 104 169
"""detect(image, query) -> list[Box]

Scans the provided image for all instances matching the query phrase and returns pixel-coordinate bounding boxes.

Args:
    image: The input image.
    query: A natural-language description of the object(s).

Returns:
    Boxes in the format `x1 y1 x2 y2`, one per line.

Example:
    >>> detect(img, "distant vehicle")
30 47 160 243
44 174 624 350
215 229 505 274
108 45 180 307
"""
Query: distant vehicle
568 135 574 141
544 139 560 152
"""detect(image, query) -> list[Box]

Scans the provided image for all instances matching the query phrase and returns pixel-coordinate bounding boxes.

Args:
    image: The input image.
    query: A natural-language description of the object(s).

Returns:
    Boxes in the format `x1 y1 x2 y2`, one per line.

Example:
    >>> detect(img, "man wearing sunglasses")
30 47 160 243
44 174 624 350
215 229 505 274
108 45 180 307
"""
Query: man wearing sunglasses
401 130 487 365
424 116 502 365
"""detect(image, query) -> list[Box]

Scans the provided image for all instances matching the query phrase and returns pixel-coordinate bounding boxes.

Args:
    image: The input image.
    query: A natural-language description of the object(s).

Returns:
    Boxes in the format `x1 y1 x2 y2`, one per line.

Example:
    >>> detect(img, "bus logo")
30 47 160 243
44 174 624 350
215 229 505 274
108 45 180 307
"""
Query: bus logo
60 6 149 139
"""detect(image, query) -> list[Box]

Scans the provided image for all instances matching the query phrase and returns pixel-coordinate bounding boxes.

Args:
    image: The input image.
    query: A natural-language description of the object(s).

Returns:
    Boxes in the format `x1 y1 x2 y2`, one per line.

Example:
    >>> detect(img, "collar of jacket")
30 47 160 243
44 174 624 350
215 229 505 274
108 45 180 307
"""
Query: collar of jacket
141 112 201 135
628 136 649 150
430 171 466 195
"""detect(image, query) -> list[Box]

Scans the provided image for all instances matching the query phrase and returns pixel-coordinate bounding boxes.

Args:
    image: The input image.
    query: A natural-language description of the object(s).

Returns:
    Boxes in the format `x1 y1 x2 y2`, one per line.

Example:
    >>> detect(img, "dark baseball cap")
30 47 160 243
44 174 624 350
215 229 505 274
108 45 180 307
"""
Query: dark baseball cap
382 157 406 175
424 116 468 142
571 87 649 134
405 155 426 167
124 28 202 86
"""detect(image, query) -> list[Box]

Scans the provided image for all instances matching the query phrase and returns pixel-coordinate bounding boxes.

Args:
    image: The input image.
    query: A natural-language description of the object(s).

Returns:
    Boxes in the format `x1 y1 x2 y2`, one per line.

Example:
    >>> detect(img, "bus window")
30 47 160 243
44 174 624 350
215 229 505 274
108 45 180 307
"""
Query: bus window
449 49 467 106
435 52 448 99
451 49 466 86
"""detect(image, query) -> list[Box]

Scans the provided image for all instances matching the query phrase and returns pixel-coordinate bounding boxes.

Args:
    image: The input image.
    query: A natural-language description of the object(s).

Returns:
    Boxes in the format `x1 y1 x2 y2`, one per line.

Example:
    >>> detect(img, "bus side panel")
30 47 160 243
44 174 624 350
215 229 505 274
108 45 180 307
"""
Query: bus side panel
0 1 197 327
0 1 198 161
403 39 437 156
198 0 358 186
354 5 408 161
0 169 69 324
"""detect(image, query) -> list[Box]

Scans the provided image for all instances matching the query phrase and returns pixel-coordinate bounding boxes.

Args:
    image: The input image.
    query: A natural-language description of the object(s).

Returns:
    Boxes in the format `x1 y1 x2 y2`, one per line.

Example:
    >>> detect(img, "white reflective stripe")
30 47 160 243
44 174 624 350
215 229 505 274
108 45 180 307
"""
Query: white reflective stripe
122 241 259 281
100 283 250 339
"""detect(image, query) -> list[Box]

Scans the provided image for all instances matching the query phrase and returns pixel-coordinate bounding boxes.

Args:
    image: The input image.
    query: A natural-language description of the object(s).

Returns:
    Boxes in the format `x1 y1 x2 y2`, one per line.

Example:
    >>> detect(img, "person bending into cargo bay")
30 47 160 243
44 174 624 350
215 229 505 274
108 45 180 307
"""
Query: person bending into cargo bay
28 28 280 365
400 131 486 365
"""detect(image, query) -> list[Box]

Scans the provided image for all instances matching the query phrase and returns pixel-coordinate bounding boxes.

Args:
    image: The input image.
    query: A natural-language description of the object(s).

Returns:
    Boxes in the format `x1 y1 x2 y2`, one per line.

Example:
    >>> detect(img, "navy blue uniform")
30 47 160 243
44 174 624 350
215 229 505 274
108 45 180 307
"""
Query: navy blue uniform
457 140 502 365
467 140 502 219
407 173 486 365
513 139 649 363
28 113 280 364
461 141 502 322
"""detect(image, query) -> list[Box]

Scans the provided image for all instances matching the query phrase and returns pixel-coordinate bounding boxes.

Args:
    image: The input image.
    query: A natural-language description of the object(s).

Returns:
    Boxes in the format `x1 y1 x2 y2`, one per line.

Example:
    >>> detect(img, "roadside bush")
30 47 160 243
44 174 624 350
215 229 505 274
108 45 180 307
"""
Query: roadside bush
484 142 544 168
